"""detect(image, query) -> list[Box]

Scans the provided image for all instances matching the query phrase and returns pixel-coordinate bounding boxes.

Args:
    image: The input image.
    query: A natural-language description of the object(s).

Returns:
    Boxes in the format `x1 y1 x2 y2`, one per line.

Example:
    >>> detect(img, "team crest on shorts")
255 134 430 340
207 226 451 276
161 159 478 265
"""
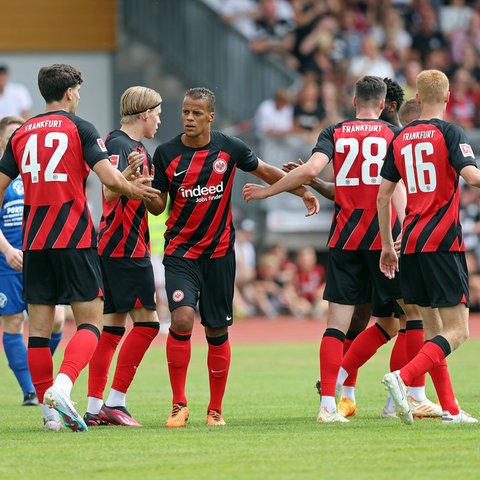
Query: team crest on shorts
213 157 227 174
172 290 185 302
0 292 7 309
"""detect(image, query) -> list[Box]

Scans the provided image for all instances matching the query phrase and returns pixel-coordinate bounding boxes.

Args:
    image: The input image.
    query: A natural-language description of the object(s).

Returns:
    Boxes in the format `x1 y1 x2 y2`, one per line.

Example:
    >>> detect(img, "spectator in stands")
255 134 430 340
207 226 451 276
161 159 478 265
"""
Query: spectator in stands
445 67 480 130
336 9 364 62
220 0 259 39
369 5 412 75
297 13 344 83
244 250 298 318
409 2 448 63
255 87 296 168
234 218 257 318
450 41 480 84
293 246 327 319
320 80 348 127
288 0 330 73
249 0 296 59
450 10 480 66
292 78 325 146
401 59 422 101
438 0 472 41
255 87 294 138
0 66 33 119
346 34 395 91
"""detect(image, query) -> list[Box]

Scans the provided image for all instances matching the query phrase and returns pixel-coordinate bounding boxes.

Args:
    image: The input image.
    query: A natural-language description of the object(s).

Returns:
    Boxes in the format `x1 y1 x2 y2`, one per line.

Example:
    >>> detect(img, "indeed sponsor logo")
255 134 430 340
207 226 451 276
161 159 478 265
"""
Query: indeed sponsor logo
180 181 224 202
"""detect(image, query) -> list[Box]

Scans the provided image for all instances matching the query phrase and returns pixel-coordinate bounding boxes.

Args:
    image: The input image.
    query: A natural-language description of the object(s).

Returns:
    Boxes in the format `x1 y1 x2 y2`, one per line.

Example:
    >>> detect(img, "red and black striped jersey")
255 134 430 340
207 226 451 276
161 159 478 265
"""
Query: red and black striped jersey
97 130 151 258
313 118 401 250
152 131 258 259
0 111 108 250
381 119 477 253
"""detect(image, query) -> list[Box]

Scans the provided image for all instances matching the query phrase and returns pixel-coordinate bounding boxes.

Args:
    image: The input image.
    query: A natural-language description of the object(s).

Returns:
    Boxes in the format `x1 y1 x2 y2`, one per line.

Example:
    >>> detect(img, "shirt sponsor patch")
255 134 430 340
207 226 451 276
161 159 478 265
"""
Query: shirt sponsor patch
97 138 107 151
109 155 119 168
460 143 474 158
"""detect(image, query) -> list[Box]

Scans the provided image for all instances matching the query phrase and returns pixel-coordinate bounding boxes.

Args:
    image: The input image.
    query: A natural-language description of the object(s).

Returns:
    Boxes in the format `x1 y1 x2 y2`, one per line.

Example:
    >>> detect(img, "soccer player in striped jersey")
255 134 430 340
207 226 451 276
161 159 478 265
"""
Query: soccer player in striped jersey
83 86 162 427
147 87 319 427
0 64 160 432
379 69 479 424
0 116 65 412
283 79 442 419
244 76 405 422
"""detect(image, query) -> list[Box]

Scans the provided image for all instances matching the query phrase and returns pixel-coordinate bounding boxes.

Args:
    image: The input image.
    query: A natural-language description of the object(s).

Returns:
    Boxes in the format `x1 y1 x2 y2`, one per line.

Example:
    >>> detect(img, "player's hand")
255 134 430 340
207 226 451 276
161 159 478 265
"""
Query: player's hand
302 190 320 216
379 247 399 279
282 159 304 174
5 246 22 271
242 183 269 202
129 168 159 201
123 151 145 179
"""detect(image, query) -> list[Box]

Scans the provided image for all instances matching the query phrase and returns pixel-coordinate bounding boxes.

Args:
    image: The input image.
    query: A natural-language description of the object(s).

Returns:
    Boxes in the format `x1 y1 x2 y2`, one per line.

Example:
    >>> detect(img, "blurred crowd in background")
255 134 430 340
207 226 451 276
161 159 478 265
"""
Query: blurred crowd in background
212 0 480 317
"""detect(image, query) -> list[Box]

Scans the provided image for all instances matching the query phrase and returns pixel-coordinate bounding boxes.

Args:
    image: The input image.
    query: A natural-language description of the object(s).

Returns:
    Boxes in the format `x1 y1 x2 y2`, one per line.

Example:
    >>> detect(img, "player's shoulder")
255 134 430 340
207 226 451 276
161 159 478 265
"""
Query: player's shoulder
105 129 132 148
211 129 238 145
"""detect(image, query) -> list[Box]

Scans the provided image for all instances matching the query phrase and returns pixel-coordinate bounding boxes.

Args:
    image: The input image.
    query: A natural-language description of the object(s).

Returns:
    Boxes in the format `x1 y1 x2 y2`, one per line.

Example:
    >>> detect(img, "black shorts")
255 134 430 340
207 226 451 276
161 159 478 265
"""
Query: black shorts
400 251 470 308
163 252 235 328
100 256 156 314
23 248 103 305
371 298 403 318
324 248 401 306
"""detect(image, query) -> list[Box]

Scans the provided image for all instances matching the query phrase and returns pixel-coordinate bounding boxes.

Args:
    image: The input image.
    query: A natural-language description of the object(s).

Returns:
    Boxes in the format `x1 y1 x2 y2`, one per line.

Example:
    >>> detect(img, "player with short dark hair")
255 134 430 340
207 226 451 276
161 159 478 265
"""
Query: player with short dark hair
244 75 406 422
379 69 479 424
147 86 318 427
0 64 160 432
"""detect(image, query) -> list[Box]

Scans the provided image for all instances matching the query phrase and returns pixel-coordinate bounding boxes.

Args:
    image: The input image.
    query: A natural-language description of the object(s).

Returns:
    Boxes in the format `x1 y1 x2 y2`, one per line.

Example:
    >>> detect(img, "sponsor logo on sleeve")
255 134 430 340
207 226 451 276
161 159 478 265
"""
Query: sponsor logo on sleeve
109 155 119 168
97 138 107 152
460 143 474 158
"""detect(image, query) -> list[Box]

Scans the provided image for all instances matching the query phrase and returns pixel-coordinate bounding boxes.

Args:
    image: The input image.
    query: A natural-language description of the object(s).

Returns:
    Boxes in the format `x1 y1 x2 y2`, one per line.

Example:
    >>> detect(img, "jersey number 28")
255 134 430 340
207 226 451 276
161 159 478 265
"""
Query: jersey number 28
336 136 387 186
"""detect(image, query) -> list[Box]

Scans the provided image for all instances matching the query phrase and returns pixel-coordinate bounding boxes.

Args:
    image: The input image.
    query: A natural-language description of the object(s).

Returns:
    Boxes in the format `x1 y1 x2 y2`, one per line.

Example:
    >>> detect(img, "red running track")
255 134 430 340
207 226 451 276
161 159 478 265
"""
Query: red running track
52 313 480 346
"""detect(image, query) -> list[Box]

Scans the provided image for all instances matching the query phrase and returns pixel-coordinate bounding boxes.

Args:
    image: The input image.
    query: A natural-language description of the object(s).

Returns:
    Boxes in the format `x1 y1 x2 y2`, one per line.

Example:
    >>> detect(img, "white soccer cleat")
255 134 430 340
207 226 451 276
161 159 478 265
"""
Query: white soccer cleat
382 371 413 425
441 410 478 424
317 406 349 423
44 386 88 432
381 405 397 419
409 396 443 418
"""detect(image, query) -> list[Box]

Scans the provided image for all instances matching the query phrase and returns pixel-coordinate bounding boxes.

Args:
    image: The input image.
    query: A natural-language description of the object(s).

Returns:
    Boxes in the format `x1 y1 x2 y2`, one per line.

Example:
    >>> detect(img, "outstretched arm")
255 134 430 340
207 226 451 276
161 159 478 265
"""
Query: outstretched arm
243 151 328 204
244 157 322 215
283 160 334 200
94 159 160 202
460 164 480 188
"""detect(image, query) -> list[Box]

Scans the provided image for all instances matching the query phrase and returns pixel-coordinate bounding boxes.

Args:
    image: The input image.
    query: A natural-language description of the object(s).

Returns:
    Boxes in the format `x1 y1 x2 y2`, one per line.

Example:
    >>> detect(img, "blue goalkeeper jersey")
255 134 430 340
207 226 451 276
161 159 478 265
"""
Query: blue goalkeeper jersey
0 176 23 276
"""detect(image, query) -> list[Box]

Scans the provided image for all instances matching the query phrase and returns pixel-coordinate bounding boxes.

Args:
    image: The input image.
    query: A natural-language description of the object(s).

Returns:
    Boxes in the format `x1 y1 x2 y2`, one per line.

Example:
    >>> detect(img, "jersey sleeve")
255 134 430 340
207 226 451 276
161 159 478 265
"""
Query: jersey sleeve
380 143 401 183
444 123 478 173
312 124 335 159
231 135 258 172
105 136 130 171
76 117 110 169
0 140 20 179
